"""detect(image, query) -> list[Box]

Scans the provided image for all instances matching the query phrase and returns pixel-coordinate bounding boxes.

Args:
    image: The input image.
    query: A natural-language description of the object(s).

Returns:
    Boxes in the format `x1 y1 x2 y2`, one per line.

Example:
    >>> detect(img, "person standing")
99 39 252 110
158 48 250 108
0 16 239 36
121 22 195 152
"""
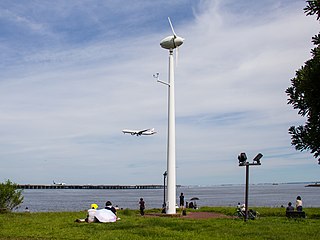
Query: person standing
139 198 145 216
179 193 185 208
296 196 303 212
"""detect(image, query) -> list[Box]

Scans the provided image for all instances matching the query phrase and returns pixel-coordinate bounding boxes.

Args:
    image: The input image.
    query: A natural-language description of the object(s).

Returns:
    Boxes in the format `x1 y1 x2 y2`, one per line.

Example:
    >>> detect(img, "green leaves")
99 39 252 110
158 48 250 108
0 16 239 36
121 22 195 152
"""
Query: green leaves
304 0 320 20
286 1 320 163
0 180 24 211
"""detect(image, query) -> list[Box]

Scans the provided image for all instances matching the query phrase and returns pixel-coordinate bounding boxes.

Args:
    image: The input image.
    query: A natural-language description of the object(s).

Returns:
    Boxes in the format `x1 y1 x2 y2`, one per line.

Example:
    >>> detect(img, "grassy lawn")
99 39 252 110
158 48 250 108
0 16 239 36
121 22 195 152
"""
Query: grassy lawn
0 207 319 240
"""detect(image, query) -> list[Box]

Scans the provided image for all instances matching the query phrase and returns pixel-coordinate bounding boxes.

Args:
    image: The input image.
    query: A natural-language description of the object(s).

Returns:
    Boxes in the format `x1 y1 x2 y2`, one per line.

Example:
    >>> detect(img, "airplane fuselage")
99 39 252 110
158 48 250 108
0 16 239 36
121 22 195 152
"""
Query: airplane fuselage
122 128 156 136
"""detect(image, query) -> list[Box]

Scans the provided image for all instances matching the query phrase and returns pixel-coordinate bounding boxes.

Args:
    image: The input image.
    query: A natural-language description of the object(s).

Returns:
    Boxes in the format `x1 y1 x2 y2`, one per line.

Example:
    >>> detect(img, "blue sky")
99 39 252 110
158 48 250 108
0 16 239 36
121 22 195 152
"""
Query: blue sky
0 0 319 186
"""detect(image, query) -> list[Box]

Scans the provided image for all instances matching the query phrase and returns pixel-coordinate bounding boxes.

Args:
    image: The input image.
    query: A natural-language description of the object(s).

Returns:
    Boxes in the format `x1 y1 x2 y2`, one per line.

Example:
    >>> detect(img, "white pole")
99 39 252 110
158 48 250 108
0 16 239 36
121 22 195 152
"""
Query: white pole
166 49 176 214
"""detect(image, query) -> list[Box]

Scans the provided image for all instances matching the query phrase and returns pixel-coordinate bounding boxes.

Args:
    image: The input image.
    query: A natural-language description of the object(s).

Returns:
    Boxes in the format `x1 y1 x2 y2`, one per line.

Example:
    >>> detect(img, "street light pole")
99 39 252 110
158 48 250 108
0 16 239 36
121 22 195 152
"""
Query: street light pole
163 171 167 208
245 163 249 221
238 152 263 221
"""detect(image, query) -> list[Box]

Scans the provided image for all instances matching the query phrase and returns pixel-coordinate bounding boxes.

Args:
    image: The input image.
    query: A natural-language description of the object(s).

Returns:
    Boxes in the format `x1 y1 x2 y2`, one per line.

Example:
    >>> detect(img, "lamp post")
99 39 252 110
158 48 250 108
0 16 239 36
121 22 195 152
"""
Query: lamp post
238 152 263 221
163 171 167 208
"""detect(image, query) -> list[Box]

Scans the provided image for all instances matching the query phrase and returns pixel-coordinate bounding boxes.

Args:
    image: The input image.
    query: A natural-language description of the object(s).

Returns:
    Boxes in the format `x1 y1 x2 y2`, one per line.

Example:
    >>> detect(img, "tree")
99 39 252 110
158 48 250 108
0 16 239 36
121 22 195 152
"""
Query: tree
0 180 24 212
286 0 320 164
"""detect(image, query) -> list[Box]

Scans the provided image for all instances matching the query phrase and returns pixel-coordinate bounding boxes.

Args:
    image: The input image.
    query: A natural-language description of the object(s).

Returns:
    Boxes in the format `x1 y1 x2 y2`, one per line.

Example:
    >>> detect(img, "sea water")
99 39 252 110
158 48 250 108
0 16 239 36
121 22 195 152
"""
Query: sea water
17 183 320 212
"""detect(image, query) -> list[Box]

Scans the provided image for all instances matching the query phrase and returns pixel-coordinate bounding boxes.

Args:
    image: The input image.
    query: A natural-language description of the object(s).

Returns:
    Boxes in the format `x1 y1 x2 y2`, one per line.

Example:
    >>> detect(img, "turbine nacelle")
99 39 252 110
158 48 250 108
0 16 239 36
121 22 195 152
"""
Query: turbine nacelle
160 17 184 50
160 35 184 50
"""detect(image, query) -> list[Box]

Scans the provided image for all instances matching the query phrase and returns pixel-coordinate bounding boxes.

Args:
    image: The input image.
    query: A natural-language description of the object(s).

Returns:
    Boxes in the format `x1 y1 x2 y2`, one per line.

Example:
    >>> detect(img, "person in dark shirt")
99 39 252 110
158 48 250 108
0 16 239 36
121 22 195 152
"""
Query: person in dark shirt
139 198 145 216
105 201 117 215
286 202 294 212
179 193 185 208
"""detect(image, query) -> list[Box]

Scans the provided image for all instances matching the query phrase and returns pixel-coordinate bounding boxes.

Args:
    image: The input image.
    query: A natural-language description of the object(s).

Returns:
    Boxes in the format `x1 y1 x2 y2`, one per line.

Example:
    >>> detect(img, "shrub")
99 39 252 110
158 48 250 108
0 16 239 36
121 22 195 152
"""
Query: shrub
0 180 24 212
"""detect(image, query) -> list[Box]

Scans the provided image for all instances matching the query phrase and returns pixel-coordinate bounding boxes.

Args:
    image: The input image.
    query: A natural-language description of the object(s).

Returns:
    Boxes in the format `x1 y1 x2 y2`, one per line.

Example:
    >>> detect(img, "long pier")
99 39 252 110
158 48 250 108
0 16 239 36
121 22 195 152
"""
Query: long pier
17 184 165 190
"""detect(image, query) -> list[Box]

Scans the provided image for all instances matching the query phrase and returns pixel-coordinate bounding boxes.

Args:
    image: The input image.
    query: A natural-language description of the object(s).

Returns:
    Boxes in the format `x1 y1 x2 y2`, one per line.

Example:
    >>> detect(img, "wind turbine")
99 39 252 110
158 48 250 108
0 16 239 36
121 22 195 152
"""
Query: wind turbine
159 17 184 214
160 18 184 50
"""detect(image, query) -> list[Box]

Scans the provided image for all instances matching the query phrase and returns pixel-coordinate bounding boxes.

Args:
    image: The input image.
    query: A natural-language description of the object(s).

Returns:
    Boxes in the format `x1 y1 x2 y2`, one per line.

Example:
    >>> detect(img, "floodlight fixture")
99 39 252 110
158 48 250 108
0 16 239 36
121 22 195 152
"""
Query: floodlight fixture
253 153 263 165
238 152 247 166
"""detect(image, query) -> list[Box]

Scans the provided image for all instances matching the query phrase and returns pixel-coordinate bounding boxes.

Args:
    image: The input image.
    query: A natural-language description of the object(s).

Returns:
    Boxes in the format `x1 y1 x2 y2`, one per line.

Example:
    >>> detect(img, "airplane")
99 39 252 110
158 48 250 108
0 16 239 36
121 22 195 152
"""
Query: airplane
53 180 66 186
122 128 157 136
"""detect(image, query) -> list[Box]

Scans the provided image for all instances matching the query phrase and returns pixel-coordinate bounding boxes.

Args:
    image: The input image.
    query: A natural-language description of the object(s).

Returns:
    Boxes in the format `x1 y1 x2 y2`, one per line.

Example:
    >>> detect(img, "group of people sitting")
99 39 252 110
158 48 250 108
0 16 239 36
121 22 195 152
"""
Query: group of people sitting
186 201 197 209
236 202 257 219
75 201 120 223
286 196 303 212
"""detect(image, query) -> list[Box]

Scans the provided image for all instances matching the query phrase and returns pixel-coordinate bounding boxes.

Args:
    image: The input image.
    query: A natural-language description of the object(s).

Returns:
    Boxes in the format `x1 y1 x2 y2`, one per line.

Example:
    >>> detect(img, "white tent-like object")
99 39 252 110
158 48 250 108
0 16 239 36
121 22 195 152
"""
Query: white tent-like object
94 209 117 223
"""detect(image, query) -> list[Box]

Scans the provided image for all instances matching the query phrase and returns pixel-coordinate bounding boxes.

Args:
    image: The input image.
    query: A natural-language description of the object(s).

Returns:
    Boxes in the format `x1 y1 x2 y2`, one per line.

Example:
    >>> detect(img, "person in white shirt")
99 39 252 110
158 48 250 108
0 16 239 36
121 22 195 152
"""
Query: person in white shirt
296 196 303 212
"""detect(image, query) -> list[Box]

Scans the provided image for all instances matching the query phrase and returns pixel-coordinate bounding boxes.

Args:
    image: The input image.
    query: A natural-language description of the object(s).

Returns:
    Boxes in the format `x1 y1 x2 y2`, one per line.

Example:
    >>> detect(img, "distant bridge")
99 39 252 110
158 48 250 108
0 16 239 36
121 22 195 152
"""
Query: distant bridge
17 184 167 190
18 184 163 189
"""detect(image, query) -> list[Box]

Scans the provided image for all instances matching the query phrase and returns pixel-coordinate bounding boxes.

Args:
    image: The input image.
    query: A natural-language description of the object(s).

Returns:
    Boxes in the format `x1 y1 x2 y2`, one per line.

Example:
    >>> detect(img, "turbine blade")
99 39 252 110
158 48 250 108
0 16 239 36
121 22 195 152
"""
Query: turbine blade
168 17 177 37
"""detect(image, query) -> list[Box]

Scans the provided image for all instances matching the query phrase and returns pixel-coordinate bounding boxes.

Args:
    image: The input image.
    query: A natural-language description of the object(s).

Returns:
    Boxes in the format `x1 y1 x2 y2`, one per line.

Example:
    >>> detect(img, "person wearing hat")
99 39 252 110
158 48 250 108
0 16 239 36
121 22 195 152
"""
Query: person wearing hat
75 203 98 223
87 203 99 223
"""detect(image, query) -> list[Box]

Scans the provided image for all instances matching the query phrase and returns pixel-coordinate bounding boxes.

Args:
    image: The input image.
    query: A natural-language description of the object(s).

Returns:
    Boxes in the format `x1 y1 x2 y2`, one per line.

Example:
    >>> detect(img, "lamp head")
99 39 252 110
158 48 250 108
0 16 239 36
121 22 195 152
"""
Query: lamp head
238 152 247 166
253 153 263 165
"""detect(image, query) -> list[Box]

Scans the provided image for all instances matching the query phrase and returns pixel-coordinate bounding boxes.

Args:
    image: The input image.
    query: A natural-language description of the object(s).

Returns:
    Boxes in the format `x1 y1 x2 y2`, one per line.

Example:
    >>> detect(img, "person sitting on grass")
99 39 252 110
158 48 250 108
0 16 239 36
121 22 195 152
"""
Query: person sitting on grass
105 201 121 220
75 203 117 223
75 203 98 223
105 201 117 215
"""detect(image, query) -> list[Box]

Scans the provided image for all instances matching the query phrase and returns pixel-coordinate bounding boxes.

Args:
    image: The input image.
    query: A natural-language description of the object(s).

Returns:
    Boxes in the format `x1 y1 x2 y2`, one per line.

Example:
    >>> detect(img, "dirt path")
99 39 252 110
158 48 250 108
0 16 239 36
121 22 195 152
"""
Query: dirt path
145 212 232 219
182 212 232 219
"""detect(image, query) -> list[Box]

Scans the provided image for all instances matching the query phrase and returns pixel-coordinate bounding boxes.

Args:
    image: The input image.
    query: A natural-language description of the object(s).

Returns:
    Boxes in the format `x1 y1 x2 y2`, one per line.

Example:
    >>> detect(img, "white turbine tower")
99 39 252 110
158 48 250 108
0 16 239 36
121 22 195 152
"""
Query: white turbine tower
159 17 184 214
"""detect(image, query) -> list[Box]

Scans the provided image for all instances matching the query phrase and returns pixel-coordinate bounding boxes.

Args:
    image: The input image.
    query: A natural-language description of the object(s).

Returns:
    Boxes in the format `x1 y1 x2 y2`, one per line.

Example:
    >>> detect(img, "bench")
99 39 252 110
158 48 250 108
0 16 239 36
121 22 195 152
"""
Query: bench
286 211 306 218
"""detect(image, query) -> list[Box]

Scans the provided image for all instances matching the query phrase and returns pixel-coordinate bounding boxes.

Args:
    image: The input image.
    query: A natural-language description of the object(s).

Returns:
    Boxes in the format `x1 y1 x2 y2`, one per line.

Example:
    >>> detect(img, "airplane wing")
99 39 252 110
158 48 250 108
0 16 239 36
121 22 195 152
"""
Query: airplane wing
137 129 150 135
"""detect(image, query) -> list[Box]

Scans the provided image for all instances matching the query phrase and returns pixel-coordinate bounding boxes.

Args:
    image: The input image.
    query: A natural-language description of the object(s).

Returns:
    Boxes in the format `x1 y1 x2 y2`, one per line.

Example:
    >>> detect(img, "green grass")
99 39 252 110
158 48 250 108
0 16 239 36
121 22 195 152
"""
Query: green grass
0 207 320 239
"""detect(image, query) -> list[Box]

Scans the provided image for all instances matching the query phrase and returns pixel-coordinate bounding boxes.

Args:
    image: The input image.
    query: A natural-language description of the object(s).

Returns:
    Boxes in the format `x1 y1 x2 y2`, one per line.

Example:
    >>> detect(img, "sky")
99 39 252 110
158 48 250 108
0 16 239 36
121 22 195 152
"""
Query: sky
0 0 319 186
